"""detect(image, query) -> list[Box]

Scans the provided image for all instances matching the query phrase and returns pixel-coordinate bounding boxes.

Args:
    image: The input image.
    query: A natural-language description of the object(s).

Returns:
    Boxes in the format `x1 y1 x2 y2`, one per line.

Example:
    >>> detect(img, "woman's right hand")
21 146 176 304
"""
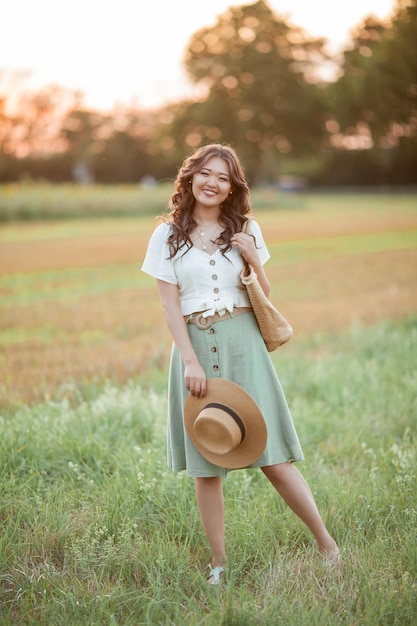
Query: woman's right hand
184 360 207 398
156 280 208 398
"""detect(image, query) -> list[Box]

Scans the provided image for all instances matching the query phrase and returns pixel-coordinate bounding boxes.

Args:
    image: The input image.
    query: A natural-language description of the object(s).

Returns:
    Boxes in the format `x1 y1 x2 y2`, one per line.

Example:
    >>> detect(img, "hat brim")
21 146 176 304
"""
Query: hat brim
184 378 267 469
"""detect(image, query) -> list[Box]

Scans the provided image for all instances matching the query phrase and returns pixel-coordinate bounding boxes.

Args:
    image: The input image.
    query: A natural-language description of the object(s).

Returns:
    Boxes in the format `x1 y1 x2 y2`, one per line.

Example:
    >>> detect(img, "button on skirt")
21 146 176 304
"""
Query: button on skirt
167 311 304 477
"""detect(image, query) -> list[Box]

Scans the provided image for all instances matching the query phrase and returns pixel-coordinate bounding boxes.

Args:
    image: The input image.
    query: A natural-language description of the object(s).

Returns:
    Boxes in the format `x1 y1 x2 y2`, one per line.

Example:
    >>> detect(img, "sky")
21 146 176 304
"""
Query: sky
2 0 396 111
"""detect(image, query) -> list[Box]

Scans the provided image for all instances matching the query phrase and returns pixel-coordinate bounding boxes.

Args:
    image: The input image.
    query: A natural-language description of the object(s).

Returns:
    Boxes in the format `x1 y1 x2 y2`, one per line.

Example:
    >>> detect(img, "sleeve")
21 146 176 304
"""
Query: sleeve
141 222 178 284
249 219 271 265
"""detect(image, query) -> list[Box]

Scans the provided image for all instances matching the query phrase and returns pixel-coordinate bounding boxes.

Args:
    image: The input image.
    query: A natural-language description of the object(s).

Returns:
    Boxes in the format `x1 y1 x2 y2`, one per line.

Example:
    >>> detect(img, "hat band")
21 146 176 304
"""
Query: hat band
204 402 246 442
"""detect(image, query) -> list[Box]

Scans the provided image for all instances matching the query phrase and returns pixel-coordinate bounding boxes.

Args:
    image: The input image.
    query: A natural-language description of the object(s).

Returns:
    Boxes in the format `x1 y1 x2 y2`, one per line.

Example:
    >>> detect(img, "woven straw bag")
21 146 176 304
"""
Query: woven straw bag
240 218 293 351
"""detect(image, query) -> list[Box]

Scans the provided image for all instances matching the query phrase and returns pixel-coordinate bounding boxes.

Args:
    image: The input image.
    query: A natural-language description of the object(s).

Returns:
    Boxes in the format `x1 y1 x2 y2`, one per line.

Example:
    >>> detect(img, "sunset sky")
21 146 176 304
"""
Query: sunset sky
2 0 396 110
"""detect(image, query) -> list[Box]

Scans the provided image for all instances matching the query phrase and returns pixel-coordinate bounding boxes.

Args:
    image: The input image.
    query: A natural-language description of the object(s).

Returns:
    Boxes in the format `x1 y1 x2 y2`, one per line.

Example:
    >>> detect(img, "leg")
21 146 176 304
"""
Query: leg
195 477 227 568
261 462 340 559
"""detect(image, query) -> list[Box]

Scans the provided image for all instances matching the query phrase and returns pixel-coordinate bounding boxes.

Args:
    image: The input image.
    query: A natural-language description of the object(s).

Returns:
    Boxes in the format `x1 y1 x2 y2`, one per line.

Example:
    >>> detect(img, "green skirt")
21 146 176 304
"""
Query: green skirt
167 311 304 477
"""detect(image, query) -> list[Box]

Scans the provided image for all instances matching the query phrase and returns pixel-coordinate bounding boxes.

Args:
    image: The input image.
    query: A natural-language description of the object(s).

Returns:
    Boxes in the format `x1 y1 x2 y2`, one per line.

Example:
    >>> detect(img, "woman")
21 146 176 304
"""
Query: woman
141 144 340 584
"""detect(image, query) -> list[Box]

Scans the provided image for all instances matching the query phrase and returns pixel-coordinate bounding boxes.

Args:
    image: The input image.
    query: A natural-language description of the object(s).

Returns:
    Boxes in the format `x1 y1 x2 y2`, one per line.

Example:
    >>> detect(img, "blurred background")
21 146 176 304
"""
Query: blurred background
1 0 416 188
1 7 416 621
1 0 416 405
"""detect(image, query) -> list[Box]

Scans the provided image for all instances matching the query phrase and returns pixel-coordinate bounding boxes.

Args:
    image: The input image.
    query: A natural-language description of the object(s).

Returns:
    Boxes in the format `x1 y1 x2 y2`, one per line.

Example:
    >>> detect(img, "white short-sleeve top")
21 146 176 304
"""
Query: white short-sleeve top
141 219 270 317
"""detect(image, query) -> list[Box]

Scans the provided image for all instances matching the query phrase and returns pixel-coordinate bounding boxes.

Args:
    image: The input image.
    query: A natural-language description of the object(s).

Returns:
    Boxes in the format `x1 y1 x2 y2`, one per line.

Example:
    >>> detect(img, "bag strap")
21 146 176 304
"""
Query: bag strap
241 216 252 235
240 216 253 277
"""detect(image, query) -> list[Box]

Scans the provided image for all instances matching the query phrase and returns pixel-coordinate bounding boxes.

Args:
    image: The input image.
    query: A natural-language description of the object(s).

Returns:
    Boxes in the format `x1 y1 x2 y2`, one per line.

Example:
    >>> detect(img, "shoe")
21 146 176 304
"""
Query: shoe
207 565 225 585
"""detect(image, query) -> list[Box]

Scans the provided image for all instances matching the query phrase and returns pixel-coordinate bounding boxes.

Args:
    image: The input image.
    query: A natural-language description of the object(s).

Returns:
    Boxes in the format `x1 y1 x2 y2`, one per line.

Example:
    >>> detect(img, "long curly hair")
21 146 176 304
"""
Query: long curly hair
164 144 251 259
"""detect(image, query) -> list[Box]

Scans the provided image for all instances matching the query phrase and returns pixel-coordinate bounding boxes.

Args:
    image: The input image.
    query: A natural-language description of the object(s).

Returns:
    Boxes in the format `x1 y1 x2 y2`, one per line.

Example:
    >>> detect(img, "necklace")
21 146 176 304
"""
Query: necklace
194 221 221 251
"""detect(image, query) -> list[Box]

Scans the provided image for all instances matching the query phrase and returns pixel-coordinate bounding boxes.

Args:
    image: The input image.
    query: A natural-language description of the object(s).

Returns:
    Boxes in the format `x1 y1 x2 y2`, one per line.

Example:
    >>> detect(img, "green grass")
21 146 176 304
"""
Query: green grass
1 183 416 223
269 229 417 265
0 183 171 222
1 318 416 625
1 189 416 621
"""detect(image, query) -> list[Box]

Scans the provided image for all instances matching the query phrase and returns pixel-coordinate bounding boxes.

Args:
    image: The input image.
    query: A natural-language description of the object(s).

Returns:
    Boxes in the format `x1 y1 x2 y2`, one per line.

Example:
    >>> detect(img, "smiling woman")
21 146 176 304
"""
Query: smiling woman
140 144 349 585
1 0 395 110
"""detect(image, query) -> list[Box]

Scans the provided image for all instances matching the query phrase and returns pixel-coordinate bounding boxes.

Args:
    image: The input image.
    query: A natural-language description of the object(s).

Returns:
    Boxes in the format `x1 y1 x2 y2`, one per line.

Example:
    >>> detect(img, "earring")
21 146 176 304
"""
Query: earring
188 180 192 184
229 191 233 194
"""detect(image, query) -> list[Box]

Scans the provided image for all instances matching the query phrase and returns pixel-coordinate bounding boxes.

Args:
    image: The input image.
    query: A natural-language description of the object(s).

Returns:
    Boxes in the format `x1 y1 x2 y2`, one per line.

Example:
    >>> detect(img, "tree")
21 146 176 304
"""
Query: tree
0 74 156 183
325 0 417 183
92 107 155 183
158 1 328 183
330 0 417 148
60 106 156 183
0 82 83 182
0 84 77 158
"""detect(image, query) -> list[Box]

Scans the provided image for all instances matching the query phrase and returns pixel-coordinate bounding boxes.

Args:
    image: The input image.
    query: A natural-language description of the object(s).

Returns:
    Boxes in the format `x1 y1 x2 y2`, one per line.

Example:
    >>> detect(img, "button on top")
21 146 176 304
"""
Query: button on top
209 259 216 266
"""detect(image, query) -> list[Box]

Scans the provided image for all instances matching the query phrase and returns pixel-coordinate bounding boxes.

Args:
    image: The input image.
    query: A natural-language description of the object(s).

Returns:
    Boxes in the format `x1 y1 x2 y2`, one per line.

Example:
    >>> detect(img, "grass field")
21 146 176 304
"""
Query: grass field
1 320 416 625
1 189 416 405
0 188 417 624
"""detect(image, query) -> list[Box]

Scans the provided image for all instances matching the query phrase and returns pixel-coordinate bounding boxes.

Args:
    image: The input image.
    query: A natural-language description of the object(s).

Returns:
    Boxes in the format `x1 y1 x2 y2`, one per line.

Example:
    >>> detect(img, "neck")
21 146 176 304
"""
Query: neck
195 219 219 227
193 209 221 225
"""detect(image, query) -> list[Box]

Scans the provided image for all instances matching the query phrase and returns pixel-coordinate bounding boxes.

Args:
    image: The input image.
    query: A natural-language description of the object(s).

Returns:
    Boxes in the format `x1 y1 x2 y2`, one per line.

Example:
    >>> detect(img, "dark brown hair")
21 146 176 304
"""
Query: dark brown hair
164 144 251 258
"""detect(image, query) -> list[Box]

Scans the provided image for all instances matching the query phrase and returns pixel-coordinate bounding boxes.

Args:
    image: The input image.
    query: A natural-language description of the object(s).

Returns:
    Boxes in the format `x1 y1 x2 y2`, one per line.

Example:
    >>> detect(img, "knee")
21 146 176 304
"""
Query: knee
261 462 293 484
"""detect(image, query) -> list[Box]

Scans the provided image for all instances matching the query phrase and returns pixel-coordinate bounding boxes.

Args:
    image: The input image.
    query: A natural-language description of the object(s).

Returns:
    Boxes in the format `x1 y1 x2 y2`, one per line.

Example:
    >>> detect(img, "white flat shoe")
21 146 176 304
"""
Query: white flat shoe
207 565 225 585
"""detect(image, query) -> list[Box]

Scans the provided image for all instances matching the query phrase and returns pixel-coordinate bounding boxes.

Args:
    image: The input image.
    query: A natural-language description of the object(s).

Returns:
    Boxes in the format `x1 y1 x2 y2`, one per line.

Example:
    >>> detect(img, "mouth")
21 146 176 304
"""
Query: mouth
203 189 216 197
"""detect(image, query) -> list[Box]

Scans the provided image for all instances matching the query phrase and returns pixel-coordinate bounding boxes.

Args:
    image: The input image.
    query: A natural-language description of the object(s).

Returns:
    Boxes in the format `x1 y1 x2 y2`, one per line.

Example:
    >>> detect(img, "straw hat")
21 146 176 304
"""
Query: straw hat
184 378 267 469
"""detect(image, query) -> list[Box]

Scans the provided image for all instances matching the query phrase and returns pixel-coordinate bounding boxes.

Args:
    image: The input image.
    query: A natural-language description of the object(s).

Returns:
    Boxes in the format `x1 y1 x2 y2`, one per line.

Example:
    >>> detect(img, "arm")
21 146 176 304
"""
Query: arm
156 279 207 398
230 233 271 297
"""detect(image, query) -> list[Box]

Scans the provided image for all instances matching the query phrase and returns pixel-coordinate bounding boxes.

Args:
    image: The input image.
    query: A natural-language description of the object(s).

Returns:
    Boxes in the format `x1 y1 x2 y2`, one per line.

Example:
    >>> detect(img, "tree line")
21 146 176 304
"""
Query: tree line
0 0 416 187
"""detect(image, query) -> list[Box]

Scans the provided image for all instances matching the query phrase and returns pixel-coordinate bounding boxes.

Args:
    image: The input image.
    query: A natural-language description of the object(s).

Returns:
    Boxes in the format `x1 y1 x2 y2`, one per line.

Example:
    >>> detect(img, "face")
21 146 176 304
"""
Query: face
191 156 232 211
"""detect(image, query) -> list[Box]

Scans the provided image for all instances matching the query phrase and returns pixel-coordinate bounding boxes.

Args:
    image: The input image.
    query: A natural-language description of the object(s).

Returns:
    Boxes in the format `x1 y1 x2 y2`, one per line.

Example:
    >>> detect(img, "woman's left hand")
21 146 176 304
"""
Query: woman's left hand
230 232 259 266
230 232 271 297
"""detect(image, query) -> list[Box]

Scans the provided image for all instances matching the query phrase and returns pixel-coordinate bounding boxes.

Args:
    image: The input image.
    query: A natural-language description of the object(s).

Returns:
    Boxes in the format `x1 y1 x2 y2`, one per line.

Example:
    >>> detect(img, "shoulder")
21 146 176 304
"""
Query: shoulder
152 220 172 238
142 220 177 281
147 221 173 245
246 218 263 237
